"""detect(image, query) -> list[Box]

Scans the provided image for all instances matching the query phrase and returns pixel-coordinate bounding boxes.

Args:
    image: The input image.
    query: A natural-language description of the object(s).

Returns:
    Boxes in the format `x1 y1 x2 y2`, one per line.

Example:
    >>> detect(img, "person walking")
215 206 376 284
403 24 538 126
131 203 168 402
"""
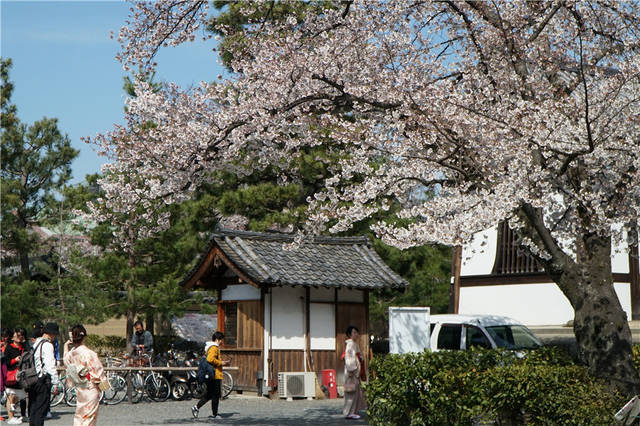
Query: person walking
342 325 367 420
29 322 60 426
4 329 27 424
63 325 107 426
191 331 229 419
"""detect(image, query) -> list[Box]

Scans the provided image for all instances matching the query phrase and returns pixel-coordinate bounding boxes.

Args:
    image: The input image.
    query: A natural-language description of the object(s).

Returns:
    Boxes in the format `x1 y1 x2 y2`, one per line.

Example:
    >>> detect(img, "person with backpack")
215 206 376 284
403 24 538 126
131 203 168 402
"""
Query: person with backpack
191 331 229 419
5 328 27 424
28 322 60 426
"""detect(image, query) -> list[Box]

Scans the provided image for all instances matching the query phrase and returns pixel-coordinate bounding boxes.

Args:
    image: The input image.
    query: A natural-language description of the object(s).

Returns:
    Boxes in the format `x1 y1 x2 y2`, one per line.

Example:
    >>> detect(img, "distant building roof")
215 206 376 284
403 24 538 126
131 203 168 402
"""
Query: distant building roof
181 228 408 290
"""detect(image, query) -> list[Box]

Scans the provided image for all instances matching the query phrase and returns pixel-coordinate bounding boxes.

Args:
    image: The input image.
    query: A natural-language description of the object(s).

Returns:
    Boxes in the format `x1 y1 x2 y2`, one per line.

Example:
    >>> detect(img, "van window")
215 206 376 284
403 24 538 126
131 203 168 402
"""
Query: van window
466 326 491 349
437 324 462 350
485 325 541 350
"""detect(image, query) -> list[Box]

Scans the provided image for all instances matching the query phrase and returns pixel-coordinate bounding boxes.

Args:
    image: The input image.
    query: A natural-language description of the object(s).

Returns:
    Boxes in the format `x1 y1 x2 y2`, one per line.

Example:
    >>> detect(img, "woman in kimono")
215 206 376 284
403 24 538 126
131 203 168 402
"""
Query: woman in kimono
63 325 106 426
343 325 367 420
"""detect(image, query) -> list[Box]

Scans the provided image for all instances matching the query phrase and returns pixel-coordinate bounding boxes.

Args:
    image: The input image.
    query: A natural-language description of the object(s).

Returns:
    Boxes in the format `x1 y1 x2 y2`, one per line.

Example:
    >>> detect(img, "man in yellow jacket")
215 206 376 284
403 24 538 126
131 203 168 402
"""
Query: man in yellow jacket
192 331 230 419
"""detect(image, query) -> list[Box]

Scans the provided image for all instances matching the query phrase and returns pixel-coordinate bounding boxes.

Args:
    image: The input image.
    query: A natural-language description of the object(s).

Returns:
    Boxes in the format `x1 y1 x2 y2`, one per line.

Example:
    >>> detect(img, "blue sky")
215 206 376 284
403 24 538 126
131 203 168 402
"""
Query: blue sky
1 0 226 184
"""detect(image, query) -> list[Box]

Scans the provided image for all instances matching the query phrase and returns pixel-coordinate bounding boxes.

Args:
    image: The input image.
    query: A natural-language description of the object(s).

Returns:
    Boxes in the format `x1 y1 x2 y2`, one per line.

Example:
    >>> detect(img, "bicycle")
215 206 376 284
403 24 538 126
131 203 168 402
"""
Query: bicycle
102 354 128 405
125 350 170 403
50 373 66 407
222 370 234 399
64 385 105 407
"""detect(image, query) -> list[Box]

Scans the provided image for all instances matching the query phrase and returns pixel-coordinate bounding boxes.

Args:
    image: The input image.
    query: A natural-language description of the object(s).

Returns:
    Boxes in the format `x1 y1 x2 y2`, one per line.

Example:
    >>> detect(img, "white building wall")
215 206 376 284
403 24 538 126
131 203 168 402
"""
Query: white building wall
270 287 305 349
221 284 261 300
459 226 637 326
459 282 632 326
460 227 498 275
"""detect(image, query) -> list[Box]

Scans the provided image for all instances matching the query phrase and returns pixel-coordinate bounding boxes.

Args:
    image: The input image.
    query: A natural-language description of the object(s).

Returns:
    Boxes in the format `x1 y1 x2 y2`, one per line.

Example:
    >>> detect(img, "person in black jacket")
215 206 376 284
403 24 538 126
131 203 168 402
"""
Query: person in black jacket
4 328 27 424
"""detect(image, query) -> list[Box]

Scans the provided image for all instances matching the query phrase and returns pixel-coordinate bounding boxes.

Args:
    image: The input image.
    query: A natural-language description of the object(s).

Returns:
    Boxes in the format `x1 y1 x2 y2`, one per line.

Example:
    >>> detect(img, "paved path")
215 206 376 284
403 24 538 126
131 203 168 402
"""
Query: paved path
25 394 368 426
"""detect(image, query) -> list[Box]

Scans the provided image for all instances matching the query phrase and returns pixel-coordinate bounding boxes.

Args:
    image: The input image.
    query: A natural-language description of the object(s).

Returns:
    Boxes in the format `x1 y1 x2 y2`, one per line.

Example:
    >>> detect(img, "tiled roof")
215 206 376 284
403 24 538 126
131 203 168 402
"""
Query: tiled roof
182 228 408 290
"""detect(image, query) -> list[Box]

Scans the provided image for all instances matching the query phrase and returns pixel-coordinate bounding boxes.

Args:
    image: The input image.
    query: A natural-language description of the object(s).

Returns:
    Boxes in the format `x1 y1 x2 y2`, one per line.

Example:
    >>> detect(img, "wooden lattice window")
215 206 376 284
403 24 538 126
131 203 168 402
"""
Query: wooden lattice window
218 302 238 347
491 222 544 274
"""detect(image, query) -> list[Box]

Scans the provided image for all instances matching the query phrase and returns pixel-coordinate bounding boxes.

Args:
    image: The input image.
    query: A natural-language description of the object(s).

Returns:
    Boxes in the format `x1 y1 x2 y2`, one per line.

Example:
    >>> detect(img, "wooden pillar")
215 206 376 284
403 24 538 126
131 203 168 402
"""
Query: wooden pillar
305 287 311 372
449 246 462 314
364 289 370 378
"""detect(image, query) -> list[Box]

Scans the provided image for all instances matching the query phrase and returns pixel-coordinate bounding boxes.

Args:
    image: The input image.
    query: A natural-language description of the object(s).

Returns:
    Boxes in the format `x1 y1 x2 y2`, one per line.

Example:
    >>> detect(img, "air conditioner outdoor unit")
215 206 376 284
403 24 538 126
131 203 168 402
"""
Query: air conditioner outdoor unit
278 372 316 399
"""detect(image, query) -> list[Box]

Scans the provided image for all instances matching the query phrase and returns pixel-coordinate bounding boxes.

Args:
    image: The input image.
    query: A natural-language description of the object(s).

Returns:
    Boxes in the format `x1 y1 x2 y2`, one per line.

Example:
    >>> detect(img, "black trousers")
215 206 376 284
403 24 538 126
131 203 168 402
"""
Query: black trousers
196 378 221 416
28 376 51 426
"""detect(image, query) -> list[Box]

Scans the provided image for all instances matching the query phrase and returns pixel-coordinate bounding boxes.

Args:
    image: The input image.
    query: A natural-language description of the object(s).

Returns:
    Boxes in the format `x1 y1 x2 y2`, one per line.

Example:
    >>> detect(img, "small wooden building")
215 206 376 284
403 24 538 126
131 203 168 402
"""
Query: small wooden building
181 228 408 393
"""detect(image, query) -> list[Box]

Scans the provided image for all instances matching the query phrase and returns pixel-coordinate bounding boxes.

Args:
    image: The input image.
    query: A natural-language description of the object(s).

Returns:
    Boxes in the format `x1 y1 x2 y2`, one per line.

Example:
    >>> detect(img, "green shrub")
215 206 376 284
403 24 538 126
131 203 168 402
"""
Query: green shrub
365 348 625 426
479 365 623 425
85 335 126 358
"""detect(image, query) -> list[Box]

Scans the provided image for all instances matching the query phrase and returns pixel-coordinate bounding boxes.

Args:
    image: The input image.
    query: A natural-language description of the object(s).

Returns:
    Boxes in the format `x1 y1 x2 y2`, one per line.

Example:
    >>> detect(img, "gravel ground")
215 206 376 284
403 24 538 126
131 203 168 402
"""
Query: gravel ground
4 394 368 426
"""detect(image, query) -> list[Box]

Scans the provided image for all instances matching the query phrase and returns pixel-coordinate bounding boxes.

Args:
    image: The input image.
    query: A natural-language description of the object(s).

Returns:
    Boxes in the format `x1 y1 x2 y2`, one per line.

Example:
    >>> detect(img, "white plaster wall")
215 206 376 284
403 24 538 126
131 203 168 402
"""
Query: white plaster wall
337 288 364 303
310 287 335 302
310 303 335 350
459 282 632 326
221 284 261 301
460 227 497 276
271 287 305 349
612 240 630 274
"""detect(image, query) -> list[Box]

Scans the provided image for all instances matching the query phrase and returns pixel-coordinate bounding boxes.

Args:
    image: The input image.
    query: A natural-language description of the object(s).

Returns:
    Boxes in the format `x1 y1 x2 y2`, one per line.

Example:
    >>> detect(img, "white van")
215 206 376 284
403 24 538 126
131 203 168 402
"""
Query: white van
429 314 542 351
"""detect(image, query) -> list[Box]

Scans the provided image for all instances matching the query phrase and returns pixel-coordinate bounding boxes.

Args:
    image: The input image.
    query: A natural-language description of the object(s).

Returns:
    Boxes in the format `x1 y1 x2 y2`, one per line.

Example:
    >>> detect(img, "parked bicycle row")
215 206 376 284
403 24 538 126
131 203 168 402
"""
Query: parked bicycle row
47 344 233 408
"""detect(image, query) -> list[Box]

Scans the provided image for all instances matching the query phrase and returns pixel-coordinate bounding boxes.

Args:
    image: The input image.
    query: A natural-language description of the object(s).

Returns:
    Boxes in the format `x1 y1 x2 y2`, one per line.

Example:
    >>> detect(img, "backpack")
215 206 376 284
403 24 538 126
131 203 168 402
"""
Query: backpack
197 356 215 383
17 340 45 390
196 347 215 383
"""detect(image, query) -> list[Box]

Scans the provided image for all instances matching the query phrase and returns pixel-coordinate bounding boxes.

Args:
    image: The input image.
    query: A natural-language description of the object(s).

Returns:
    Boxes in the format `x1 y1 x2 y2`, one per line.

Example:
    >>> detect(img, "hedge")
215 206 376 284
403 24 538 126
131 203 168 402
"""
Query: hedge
365 347 628 425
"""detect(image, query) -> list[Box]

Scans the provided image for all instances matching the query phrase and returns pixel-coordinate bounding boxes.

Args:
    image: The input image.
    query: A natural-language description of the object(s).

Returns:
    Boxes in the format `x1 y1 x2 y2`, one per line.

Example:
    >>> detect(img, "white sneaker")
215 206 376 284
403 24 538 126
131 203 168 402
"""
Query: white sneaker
7 417 23 424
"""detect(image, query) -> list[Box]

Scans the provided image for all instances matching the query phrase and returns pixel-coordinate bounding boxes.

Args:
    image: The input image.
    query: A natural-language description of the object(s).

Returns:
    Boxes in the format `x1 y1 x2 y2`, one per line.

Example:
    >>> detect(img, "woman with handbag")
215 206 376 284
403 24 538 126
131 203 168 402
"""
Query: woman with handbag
63 325 108 426
343 325 367 420
4 328 27 424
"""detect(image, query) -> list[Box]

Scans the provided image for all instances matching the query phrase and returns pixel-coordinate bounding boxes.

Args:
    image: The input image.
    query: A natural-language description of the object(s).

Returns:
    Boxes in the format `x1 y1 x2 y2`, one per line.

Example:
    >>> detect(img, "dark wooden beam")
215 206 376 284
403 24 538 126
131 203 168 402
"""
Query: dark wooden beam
449 246 462 313
460 272 632 287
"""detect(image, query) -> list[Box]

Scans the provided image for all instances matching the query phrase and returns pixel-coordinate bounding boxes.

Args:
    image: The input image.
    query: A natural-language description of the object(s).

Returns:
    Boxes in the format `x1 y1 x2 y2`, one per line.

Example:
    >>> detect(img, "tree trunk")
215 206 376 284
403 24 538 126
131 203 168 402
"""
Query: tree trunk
146 314 154 336
19 250 30 279
551 234 640 396
125 253 136 353
126 308 135 354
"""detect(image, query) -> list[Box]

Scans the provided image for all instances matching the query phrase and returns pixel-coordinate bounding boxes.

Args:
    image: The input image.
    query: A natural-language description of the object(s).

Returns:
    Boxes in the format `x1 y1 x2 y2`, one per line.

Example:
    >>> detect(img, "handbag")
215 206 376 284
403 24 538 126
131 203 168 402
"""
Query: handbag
344 374 358 393
6 369 18 387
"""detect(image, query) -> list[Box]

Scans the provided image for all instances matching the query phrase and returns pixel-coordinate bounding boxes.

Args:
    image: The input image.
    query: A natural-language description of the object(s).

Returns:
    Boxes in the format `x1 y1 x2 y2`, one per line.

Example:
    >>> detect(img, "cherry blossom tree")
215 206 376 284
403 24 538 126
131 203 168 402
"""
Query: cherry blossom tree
92 0 640 393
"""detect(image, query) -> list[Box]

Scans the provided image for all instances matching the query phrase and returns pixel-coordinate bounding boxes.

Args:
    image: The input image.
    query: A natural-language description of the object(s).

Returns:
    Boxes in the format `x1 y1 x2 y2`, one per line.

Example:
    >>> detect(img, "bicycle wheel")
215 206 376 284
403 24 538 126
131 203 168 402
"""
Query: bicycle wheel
171 381 189 401
222 371 233 399
130 372 144 403
50 380 66 407
103 373 127 405
144 373 170 402
65 385 78 407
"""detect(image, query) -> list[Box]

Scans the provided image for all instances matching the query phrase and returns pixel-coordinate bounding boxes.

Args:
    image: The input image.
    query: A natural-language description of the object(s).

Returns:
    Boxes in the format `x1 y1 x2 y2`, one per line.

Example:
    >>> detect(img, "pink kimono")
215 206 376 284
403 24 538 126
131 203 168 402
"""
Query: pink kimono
343 339 367 416
64 345 106 426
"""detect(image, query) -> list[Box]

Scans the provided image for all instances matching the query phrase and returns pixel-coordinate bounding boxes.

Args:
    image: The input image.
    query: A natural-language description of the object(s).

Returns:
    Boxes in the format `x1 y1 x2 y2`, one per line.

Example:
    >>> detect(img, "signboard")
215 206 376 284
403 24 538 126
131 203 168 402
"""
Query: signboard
389 306 430 354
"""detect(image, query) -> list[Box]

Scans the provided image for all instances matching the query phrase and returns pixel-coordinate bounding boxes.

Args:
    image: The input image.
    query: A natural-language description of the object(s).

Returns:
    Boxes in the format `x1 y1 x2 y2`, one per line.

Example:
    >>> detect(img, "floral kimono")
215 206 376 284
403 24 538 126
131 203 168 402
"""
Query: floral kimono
64 345 106 426
343 338 367 417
